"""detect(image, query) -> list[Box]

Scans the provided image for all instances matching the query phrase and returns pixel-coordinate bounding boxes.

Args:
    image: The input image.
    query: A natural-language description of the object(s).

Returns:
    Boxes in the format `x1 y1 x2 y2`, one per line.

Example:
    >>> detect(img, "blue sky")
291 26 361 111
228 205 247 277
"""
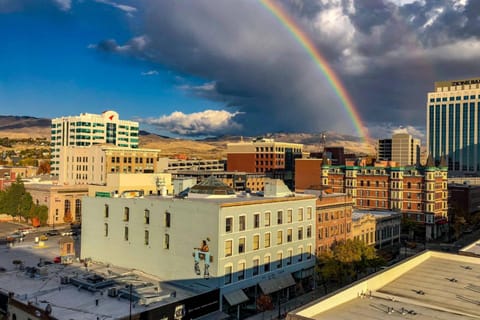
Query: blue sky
1 0 479 139
0 0 224 136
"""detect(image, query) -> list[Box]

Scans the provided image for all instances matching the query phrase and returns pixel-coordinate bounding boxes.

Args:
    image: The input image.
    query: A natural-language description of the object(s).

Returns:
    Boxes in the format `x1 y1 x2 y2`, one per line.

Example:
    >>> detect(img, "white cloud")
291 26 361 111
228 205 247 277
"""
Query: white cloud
368 123 425 141
53 0 71 11
141 70 159 76
95 0 137 15
178 81 216 92
142 109 242 136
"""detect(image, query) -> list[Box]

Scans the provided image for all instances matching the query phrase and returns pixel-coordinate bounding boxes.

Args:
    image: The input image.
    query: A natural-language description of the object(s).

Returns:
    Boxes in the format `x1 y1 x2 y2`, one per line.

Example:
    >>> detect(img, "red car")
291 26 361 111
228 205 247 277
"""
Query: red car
53 256 61 264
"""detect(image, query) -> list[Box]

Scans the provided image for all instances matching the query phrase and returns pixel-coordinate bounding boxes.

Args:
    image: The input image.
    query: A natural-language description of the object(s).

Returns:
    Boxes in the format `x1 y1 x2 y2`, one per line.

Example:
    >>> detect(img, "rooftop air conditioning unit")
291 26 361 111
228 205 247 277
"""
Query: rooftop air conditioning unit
107 287 118 297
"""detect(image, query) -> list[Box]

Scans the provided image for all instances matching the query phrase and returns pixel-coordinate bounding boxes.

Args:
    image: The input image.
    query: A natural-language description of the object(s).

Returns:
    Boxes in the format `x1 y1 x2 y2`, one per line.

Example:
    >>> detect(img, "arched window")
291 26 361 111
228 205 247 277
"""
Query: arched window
64 199 71 215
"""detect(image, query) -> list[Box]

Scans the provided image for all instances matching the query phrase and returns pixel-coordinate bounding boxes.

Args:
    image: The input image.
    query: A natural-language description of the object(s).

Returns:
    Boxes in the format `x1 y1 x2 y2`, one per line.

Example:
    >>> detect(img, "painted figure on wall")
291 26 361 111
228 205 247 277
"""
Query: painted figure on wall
194 237 211 279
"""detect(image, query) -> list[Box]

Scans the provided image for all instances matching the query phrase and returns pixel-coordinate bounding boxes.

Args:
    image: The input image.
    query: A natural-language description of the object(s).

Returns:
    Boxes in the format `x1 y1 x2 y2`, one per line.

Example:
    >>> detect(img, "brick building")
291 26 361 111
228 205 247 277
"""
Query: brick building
295 156 448 240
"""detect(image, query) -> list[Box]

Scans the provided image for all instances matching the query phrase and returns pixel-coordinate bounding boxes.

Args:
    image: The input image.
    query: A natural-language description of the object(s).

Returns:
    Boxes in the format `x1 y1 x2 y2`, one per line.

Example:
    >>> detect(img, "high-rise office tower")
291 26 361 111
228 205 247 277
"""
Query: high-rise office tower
377 134 420 166
426 77 480 173
392 133 420 166
50 110 139 176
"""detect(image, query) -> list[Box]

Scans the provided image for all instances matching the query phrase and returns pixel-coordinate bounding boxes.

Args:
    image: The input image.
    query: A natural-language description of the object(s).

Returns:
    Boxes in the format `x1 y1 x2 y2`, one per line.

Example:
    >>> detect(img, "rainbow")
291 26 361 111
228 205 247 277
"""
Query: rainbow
260 0 370 143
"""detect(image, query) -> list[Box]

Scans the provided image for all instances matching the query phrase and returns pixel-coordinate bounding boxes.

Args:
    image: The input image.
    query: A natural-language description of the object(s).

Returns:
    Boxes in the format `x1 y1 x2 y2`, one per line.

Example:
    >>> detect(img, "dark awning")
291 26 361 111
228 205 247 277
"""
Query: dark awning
224 289 249 306
259 273 295 295
194 310 230 320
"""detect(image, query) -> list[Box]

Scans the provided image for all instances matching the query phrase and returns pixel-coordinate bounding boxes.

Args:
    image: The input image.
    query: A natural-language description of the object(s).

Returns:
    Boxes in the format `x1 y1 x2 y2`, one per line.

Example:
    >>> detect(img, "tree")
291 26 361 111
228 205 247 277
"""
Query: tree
37 160 51 175
1 178 33 221
31 205 48 226
317 239 385 288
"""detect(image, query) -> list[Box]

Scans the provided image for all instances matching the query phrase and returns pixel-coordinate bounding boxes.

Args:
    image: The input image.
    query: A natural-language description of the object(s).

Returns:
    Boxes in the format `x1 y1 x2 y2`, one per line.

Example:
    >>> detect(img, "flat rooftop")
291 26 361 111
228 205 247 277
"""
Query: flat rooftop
0 241 210 319
288 251 480 320
352 209 402 221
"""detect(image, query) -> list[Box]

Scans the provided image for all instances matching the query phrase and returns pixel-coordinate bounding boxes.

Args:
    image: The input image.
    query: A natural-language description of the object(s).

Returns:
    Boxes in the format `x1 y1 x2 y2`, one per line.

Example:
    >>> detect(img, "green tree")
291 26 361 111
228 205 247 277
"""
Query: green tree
1 178 33 222
31 204 48 226
317 239 385 288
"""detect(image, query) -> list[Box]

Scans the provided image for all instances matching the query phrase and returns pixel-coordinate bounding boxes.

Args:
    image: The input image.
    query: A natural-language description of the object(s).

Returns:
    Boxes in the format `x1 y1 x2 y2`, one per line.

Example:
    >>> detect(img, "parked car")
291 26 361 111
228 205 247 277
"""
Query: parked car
53 256 61 264
7 232 25 241
61 230 78 236
46 230 60 236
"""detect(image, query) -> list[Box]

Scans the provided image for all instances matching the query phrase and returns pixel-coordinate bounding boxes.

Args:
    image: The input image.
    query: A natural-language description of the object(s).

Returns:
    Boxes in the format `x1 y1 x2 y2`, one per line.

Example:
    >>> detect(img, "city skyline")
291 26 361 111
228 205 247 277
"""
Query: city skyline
1 0 479 139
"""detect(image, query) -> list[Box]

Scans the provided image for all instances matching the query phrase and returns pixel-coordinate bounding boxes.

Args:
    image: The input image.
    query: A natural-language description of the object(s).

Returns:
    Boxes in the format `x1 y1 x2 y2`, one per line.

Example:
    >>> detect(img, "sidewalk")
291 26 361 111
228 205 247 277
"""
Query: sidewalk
244 290 325 320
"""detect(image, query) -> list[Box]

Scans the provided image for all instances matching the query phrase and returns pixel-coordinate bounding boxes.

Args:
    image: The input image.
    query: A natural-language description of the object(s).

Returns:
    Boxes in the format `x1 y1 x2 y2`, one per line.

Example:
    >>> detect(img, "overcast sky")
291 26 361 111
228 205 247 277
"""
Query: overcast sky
1 0 479 140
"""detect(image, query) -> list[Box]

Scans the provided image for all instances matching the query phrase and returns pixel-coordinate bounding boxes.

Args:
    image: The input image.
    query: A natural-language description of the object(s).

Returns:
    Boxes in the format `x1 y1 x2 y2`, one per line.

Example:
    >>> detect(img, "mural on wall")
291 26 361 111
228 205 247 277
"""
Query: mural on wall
193 237 211 279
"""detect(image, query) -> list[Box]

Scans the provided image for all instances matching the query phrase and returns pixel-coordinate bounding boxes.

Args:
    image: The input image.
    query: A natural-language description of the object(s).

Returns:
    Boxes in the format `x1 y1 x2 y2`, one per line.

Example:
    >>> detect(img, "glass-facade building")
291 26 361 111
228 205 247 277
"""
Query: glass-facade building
426 78 480 174
51 110 139 176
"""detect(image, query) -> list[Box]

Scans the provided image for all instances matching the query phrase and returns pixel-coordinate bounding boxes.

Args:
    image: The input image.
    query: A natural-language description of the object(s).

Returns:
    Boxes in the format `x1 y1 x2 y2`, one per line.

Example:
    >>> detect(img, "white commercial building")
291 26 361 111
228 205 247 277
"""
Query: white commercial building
51 110 139 175
81 178 317 314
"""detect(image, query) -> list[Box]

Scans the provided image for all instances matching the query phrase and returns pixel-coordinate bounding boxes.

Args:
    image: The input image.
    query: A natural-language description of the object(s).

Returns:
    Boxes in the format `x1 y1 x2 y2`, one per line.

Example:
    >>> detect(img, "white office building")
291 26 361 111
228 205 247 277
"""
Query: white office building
81 177 316 313
51 110 139 175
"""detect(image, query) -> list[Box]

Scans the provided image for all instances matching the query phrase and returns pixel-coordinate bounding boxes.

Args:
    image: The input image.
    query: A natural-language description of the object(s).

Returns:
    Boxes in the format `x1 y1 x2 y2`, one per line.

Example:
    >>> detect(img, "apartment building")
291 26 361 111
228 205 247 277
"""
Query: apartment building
58 145 161 185
426 77 480 174
81 178 316 316
51 110 139 175
312 191 353 254
295 157 448 240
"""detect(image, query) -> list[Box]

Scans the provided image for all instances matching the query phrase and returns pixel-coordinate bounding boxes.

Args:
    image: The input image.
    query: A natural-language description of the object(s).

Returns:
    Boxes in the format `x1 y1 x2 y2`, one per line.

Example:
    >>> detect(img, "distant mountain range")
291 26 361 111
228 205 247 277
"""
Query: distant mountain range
0 115 375 157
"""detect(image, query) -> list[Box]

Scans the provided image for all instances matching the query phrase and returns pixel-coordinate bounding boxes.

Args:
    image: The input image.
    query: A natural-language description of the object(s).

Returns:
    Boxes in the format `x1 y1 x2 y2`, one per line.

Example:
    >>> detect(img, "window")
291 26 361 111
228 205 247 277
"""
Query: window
306 207 312 220
307 245 312 260
307 225 312 238
277 230 283 245
164 234 170 249
287 229 292 242
144 230 149 245
287 209 293 223
298 227 303 240
277 210 283 225
263 255 270 273
298 247 303 261
224 265 233 284
238 237 246 253
287 250 293 265
264 233 271 248
144 209 150 224
124 226 129 241
123 207 129 221
253 258 260 276
104 223 108 237
317 212 322 222
238 262 246 281
297 208 304 221
239 215 246 231
165 212 171 228
104 204 109 218
277 252 283 268
225 240 233 257
254 213 260 228
253 234 260 250
264 212 271 227
226 217 233 233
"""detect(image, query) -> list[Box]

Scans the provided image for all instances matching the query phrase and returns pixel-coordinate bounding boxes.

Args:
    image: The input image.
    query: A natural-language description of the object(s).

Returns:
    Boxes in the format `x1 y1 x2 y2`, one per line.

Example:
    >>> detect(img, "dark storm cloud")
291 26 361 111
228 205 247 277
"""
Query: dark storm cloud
94 0 480 138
